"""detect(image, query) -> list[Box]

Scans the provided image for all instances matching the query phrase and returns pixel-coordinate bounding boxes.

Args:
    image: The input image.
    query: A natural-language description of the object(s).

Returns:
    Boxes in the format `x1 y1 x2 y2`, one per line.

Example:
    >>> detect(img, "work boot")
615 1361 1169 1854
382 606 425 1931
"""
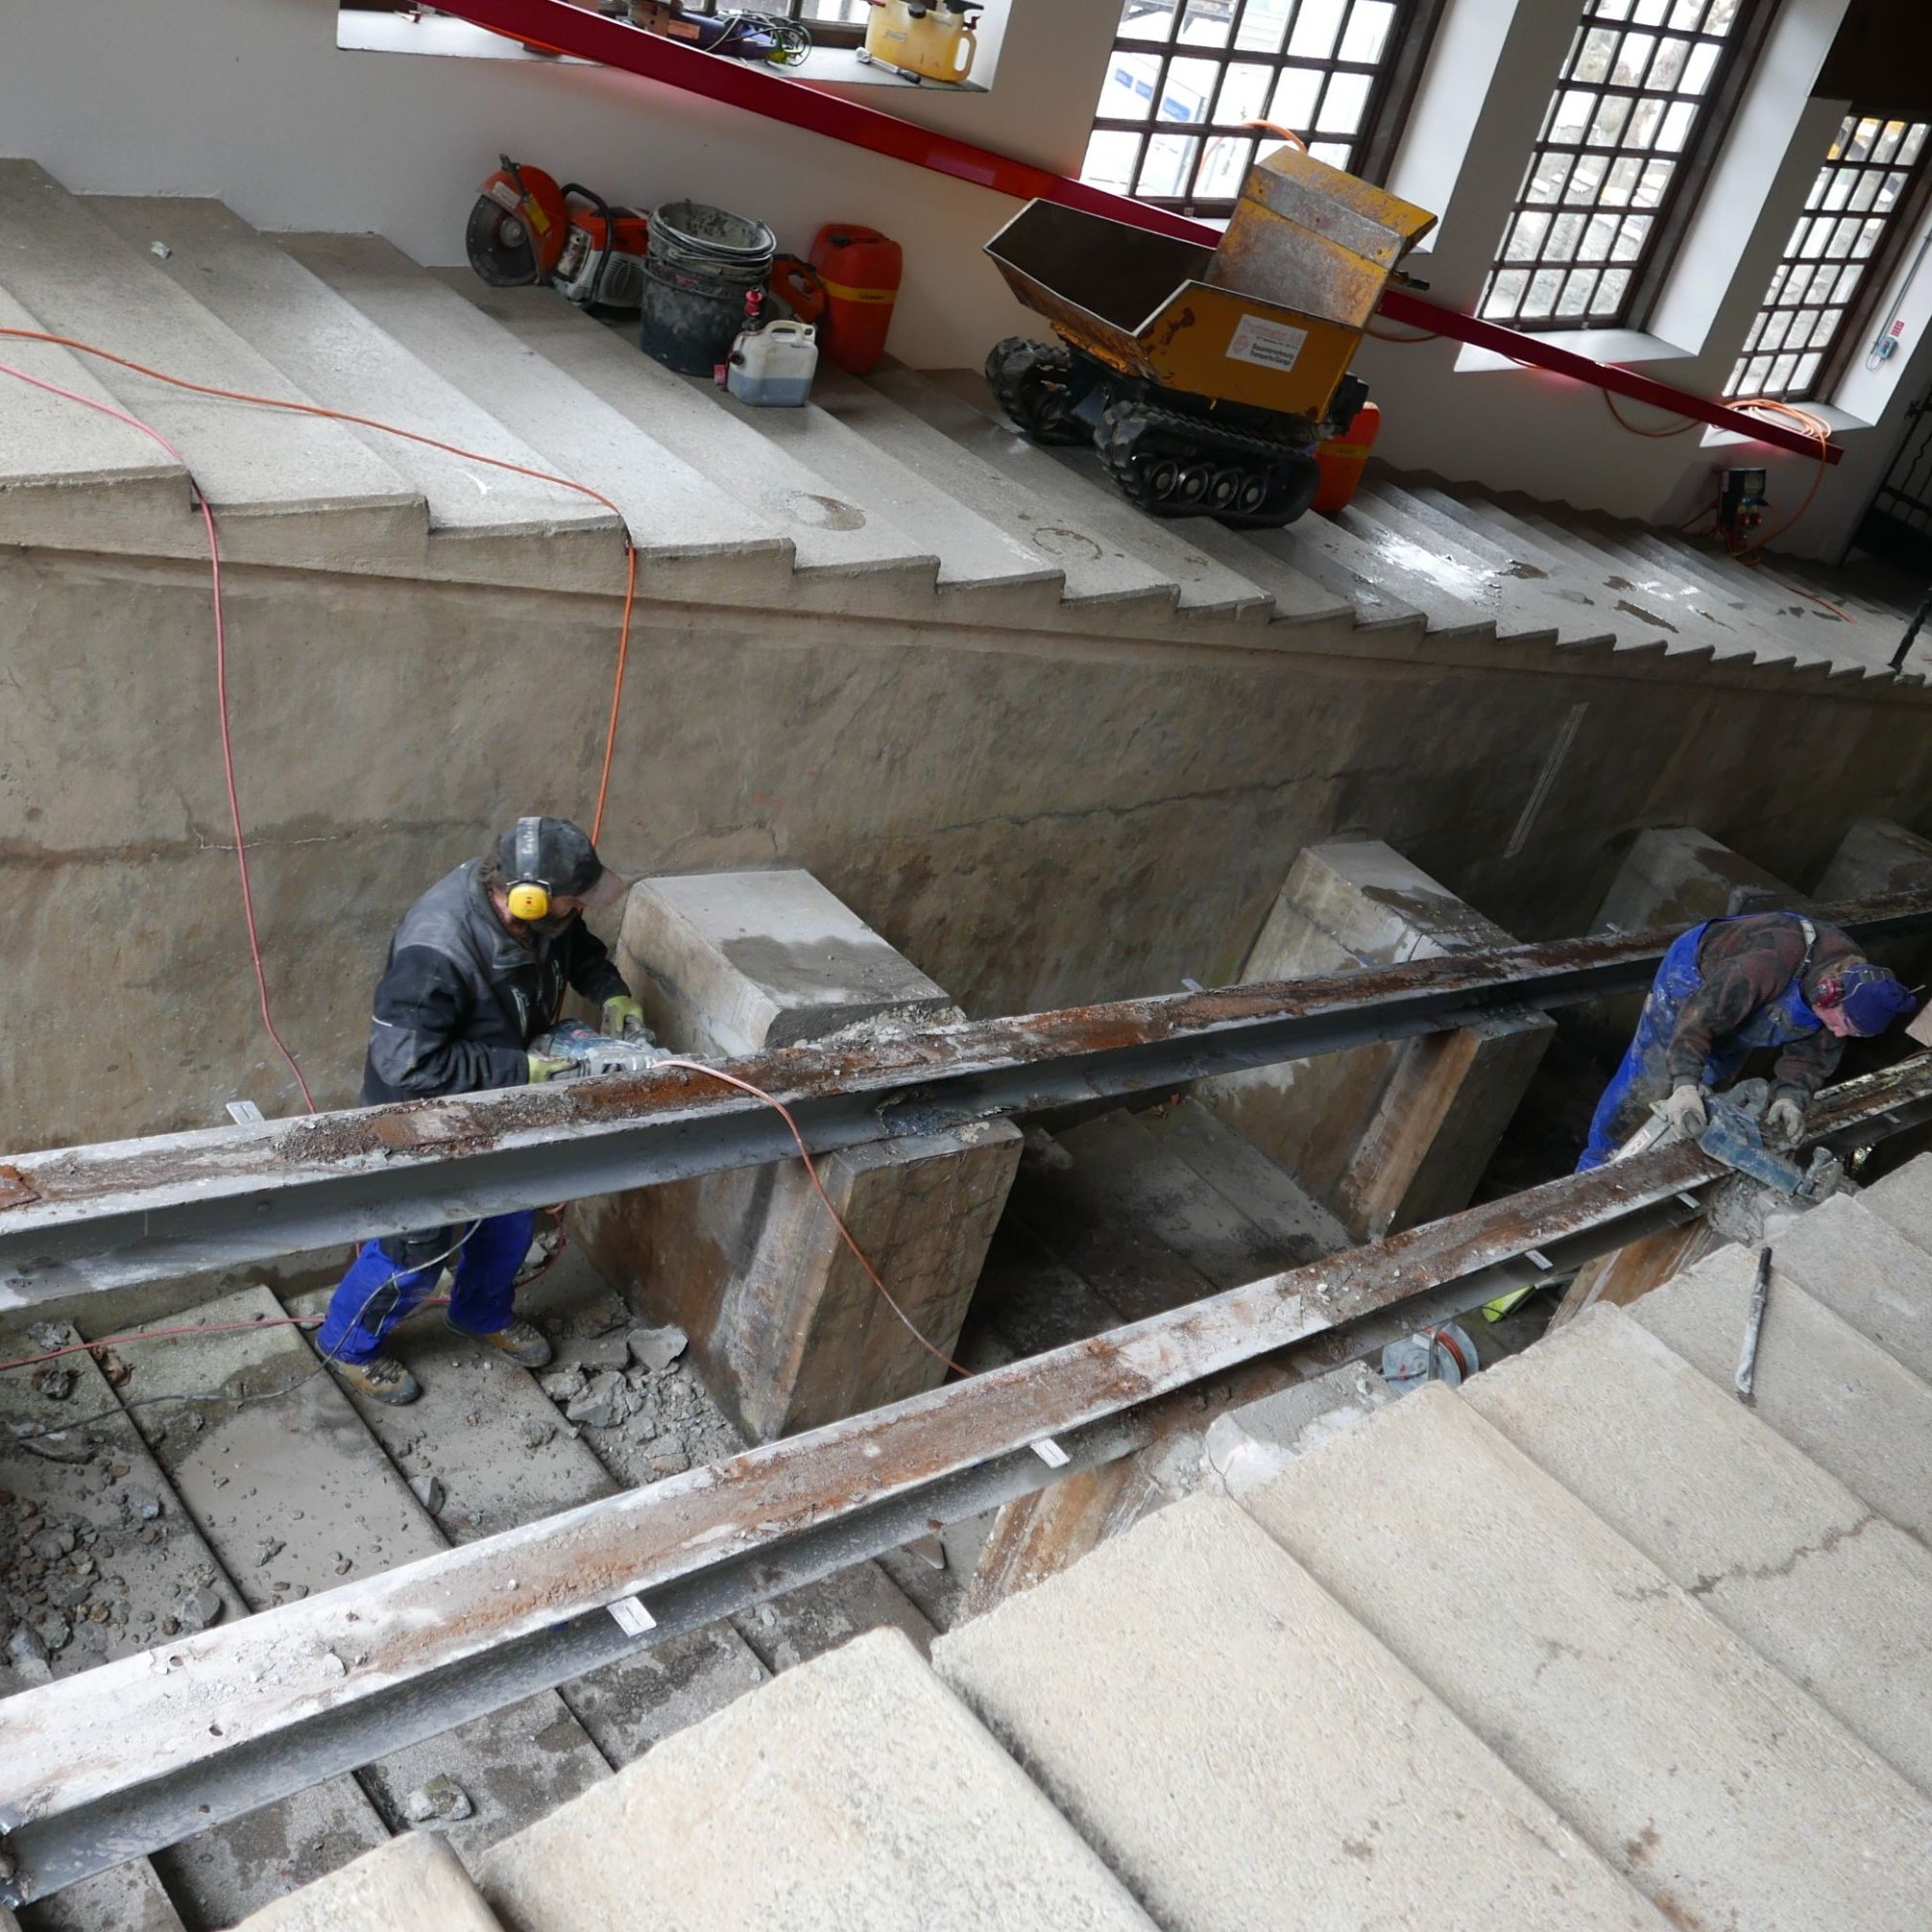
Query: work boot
448 1317 553 1370
329 1352 421 1406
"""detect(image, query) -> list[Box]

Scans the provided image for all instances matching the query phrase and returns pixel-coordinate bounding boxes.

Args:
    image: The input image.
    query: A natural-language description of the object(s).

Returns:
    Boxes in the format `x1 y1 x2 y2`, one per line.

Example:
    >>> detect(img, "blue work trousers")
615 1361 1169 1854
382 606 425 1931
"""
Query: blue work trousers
316 1210 535 1364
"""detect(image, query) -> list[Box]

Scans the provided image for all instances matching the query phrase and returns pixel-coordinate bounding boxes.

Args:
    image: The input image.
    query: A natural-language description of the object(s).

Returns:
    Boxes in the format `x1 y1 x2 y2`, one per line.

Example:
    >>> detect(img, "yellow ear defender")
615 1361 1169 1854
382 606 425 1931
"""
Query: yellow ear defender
505 815 553 923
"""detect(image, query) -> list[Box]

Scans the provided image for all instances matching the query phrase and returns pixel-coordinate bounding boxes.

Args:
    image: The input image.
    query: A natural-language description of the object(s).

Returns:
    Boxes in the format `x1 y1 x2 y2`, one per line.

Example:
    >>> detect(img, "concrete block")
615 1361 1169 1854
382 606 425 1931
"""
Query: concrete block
1593 825 1800 932
475 1629 1156 1932
1201 838 1553 1240
1200 1361 1392 1498
617 867 961 1056
1857 1151 1932 1259
1239 1385 1932 1931
236 1833 503 1932
582 869 1017 1438
1466 1306 1932 1796
1760 1191 1932 1380
1635 1246 1932 1547
936 1495 1666 1932
1814 816 1932 900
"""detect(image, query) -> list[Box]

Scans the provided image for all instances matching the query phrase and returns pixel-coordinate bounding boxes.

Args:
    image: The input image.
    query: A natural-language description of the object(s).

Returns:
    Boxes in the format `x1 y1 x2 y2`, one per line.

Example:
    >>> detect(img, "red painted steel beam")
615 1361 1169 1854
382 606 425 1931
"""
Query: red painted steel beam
435 0 1839 465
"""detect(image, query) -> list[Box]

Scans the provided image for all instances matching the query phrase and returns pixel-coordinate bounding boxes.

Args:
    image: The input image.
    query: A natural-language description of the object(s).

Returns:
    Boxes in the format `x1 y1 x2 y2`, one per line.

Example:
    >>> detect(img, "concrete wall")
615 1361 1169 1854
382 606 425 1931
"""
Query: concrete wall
12 0 1932 555
7 543 1932 1149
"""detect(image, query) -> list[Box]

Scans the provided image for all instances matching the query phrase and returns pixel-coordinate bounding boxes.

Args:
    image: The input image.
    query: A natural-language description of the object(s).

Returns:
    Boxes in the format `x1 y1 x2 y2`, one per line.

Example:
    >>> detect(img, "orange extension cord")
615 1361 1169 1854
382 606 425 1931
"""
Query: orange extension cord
0 334 965 1379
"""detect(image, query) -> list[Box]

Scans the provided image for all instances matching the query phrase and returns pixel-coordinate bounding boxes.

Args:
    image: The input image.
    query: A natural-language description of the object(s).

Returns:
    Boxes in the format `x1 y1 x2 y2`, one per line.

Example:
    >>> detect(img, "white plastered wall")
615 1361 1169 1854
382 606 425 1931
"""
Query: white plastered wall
7 0 1932 557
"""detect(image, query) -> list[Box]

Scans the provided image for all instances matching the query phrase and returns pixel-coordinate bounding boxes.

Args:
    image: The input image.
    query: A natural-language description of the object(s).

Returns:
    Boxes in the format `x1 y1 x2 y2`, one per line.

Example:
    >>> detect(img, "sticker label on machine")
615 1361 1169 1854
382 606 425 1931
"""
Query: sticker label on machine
1226 315 1308 372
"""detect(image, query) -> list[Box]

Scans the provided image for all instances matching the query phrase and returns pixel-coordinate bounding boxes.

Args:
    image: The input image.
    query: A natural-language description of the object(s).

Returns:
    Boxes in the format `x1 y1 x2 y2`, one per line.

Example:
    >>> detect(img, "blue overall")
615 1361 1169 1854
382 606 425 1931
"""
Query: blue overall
315 1210 535 1364
1577 916 1822 1170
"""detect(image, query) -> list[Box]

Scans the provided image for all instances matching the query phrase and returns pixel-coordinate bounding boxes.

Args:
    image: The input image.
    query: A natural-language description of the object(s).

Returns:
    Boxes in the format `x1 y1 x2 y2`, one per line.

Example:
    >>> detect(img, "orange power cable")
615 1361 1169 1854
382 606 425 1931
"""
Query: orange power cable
0 325 639 843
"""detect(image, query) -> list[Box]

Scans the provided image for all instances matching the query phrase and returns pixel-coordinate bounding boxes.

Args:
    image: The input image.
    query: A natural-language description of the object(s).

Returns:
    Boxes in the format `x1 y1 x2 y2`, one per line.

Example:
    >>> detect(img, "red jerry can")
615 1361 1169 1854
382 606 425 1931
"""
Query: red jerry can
1312 400 1381 516
809 224 902 375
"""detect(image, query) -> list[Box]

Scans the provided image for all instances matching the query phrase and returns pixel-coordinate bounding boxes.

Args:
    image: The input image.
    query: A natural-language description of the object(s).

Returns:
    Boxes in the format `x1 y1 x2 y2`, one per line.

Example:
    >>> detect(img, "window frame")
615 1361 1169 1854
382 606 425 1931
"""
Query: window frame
1725 109 1932 405
1083 0 1450 219
1480 0 1775 336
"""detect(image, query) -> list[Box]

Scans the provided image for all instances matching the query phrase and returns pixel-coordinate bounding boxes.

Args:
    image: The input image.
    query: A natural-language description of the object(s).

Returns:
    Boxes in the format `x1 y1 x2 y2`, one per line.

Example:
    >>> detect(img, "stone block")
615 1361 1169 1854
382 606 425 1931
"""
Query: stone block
475 1629 1156 1932
615 867 961 1057
582 869 1018 1440
1593 825 1800 932
1814 816 1932 902
1201 838 1552 1241
235 1833 503 1932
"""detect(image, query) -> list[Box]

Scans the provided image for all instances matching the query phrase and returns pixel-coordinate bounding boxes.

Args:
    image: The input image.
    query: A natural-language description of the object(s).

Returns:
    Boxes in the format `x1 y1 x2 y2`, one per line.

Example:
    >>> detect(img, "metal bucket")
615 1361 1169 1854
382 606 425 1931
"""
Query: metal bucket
639 200 777 375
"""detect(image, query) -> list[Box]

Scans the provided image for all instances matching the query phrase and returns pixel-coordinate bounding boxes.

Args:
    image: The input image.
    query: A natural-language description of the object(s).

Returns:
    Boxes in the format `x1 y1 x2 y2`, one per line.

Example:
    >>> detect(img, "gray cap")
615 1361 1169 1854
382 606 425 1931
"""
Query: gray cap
497 816 627 909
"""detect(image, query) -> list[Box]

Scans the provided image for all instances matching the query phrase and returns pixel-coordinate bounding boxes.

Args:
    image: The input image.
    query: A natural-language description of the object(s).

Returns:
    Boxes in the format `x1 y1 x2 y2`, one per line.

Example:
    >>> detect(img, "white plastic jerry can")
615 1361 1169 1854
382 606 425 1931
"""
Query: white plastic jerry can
726 319 818 407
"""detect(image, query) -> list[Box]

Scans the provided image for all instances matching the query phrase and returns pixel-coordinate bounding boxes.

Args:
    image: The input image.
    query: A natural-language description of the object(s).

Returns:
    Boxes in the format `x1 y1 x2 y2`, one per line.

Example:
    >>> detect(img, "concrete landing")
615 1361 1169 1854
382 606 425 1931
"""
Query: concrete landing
474 1629 1157 1932
936 1495 1665 1932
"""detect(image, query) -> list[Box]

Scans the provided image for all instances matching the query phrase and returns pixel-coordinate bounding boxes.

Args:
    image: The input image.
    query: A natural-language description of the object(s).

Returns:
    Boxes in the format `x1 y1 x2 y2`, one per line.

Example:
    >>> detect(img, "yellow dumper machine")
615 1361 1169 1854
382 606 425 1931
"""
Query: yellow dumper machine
984 147 1435 529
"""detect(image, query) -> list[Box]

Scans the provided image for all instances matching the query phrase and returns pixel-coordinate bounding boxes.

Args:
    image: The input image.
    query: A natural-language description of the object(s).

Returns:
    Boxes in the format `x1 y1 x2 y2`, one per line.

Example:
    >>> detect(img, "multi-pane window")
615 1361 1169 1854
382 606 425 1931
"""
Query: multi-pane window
1081 0 1424 215
1726 113 1932 401
1481 0 1759 331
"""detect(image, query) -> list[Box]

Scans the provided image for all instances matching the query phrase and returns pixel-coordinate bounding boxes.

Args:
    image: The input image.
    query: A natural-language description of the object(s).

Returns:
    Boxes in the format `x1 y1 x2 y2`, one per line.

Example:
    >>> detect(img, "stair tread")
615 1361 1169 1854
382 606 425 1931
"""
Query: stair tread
935 1494 1668 1932
881 365 1269 616
17 1860 188 1932
89 196 615 545
1238 1383 1932 1930
113 1286 611 1889
1760 1191 1932 1379
1466 1304 1932 1797
473 1628 1158 1932
1634 1244 1932 1546
0 163 418 524
1259 505 1492 637
440 275 934 582
1856 1151 1932 1258
235 1832 504 1932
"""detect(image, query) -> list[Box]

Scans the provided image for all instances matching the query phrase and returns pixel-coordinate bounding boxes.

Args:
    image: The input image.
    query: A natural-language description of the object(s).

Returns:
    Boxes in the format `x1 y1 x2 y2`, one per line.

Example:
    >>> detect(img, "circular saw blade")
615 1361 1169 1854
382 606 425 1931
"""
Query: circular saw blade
466 194 539 287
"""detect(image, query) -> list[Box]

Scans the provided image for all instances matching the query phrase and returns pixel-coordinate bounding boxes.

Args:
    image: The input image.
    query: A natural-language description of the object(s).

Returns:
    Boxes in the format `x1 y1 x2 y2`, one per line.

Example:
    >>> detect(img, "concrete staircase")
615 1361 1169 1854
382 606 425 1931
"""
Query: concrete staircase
0 157 1922 687
222 1151 1932 1930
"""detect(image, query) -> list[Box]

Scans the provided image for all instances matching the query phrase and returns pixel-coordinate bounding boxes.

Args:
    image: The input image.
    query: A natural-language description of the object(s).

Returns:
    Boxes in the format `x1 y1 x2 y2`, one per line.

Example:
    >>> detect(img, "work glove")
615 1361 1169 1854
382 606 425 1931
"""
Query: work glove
1661 1082 1709 1140
1765 1092 1807 1148
526 1051 575 1085
602 994 648 1038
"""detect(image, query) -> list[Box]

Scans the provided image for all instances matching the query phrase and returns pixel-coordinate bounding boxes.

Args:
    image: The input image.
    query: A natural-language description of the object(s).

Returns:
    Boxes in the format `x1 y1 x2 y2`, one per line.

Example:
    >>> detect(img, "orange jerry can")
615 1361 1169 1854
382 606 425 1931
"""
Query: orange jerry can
1312 401 1380 516
809 224 901 376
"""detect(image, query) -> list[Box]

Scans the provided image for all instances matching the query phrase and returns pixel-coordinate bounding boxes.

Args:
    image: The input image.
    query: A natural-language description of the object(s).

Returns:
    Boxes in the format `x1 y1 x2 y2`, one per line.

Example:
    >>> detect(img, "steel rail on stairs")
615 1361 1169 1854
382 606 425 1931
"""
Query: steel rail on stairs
426 0 1840 466
5 1051 1931 1905
6 895 1932 1305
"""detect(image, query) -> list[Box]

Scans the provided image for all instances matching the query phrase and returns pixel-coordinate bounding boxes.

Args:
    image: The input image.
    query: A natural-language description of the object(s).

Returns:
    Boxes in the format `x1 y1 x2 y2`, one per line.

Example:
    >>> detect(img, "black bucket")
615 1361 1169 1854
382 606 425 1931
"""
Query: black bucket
639 199 776 376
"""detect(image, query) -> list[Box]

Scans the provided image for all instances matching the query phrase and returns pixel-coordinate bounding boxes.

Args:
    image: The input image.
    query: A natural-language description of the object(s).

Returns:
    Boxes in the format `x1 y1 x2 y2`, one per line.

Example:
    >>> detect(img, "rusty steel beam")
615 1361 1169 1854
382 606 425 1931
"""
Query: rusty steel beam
6 894 1932 1307
6 1050 1931 1903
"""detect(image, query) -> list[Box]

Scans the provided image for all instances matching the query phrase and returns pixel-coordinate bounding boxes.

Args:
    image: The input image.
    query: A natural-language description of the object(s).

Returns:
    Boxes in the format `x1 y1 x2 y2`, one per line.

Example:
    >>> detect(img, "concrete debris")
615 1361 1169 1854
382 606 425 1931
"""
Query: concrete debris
906 1534 949 1572
568 1295 632 1340
122 1488 163 1522
14 1431 95 1463
409 1474 445 1515
627 1323 689 1373
564 1371 642 1430
29 1524 76 1562
27 1321 69 1353
6 1621 51 1679
403 1775 475 1827
522 1418 556 1450
174 1588 223 1634
255 1538 285 1568
575 1332 633 1369
539 1366 590 1406
33 1612 71 1653
30 1362 75 1402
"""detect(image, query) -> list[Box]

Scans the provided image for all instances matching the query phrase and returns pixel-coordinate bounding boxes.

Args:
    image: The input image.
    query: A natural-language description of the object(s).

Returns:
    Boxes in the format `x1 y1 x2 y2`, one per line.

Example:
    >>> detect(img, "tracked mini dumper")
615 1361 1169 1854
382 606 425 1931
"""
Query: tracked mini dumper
983 147 1435 529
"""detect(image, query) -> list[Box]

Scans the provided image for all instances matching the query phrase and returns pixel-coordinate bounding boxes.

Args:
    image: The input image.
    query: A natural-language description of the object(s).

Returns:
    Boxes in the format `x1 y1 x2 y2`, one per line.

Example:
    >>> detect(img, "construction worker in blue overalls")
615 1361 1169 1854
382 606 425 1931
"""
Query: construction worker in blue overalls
1577 908 1918 1170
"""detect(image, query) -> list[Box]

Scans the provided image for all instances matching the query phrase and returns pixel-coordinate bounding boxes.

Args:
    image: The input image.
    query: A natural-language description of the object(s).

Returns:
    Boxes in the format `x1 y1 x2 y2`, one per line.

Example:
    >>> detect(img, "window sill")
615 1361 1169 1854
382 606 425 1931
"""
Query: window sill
1699 401 1871 450
336 12 988 91
1453 327 1694 377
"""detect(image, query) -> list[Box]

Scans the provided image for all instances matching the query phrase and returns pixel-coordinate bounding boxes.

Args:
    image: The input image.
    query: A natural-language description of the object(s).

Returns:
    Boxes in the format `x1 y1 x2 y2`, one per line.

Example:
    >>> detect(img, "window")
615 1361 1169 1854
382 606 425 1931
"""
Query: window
1081 0 1433 216
1726 112 1932 401
1481 0 1760 332
683 0 870 46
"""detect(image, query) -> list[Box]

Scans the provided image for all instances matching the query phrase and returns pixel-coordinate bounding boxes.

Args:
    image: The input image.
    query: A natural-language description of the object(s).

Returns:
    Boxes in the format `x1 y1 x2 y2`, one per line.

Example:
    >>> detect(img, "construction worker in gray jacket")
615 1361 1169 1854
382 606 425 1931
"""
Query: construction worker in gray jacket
316 817 642 1404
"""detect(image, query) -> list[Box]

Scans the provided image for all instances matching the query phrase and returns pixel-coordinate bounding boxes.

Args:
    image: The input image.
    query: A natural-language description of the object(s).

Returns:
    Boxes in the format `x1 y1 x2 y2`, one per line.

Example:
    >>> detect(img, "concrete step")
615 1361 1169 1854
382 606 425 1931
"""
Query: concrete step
1244 504 1489 640
1238 1383 1932 1930
964 1217 1127 1362
235 1833 503 1932
0 162 424 570
0 1331 204 1932
0 281 192 556
1613 526 1861 664
439 275 938 614
283 232 795 606
111 1286 611 1905
1758 1191 1932 1380
1465 1304 1932 1798
88 196 621 597
1855 1151 1932 1258
935 1494 1668 1932
878 366 1274 624
473 1628 1158 1932
1634 1244 1932 1548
